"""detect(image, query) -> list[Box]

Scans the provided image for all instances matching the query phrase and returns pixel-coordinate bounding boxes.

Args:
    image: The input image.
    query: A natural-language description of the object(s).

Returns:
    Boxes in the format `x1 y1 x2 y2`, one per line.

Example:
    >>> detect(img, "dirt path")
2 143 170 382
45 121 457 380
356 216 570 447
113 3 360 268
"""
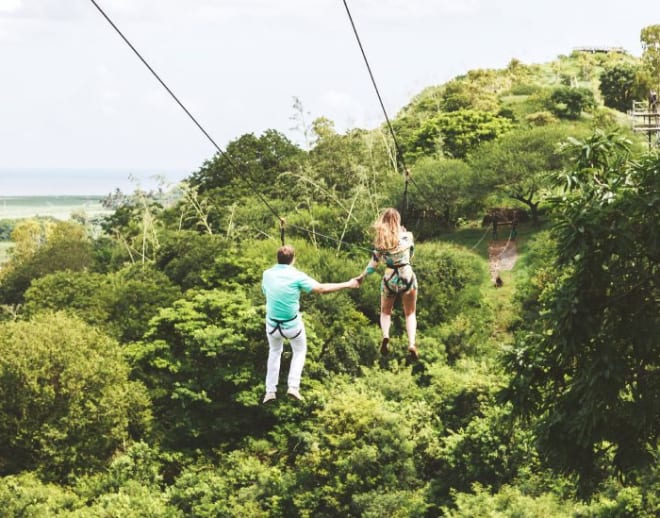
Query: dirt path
488 239 518 281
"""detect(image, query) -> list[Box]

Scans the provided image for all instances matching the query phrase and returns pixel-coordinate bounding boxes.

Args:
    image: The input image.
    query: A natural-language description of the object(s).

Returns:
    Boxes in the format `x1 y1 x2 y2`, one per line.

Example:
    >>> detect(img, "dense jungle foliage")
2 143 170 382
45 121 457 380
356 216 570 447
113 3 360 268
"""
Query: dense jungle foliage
0 30 658 516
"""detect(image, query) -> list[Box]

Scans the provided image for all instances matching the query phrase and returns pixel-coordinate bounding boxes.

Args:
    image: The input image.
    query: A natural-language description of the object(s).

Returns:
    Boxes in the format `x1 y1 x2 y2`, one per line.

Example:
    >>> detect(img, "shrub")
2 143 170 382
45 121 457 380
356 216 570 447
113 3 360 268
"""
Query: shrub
0 312 151 482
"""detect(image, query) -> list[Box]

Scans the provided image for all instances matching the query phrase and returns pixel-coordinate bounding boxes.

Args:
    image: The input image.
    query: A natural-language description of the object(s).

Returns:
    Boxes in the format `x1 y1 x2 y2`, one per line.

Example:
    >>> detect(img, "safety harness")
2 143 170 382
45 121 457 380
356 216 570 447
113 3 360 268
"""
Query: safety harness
267 314 302 339
383 263 415 295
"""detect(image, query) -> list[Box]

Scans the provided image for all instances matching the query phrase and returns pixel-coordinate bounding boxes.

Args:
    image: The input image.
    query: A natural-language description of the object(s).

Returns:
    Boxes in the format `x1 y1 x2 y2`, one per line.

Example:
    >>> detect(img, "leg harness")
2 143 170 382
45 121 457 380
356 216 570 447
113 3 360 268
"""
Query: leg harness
268 314 302 339
383 264 415 295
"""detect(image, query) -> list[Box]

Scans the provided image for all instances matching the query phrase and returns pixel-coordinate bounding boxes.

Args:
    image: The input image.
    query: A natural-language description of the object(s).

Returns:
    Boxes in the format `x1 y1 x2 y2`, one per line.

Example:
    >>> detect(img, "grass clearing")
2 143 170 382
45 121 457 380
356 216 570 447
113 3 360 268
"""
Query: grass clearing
437 221 546 347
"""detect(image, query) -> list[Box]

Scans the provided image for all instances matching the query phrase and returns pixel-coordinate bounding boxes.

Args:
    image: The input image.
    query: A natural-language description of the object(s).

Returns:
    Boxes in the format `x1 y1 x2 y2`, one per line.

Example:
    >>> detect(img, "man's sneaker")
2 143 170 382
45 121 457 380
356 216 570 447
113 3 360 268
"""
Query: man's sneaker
380 337 390 355
262 392 276 404
287 387 304 401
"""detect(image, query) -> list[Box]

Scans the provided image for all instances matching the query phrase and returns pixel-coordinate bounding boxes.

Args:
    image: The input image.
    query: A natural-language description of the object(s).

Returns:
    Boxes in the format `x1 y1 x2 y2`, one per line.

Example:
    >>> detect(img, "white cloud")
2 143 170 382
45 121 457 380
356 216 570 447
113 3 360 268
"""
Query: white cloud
0 0 21 15
0 0 86 20
355 0 481 19
319 89 377 131
1 0 657 172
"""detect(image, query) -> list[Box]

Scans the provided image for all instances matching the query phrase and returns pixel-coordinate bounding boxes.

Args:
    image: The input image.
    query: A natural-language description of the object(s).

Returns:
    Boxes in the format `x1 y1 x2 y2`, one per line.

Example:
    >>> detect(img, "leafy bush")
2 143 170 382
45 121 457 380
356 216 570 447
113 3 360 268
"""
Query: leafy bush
443 483 573 518
23 264 181 343
0 220 94 304
508 84 543 96
0 472 81 517
167 448 283 517
0 312 151 481
547 86 596 119
127 287 268 450
431 404 533 497
412 109 513 159
286 381 421 516
414 242 487 330
525 110 559 126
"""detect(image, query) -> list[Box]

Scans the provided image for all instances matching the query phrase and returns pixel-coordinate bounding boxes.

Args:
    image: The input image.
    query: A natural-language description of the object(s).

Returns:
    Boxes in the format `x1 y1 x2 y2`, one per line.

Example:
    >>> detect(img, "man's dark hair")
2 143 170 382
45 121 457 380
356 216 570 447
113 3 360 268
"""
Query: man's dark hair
277 245 295 265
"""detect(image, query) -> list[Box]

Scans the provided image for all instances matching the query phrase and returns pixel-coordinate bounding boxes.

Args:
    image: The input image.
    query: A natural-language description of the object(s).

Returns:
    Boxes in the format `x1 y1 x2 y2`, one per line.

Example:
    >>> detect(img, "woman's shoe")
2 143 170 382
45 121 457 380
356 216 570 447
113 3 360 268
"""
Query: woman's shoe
380 337 389 355
407 345 419 361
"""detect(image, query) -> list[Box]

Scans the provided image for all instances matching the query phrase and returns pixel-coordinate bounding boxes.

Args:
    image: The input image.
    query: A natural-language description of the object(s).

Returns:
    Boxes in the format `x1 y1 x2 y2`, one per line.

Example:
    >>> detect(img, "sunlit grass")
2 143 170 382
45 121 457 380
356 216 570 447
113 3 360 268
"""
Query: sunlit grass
435 221 549 346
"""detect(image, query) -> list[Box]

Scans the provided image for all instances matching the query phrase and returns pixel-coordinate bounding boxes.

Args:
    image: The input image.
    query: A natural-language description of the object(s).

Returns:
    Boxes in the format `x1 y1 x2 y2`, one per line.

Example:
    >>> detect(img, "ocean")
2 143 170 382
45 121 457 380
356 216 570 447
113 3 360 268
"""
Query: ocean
0 168 189 220
0 195 112 220
0 168 188 196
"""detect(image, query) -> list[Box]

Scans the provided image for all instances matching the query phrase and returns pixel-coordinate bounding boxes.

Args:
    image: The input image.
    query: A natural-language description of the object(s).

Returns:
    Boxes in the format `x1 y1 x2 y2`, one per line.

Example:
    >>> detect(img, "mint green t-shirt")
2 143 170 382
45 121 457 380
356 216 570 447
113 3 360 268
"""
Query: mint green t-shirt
262 264 319 328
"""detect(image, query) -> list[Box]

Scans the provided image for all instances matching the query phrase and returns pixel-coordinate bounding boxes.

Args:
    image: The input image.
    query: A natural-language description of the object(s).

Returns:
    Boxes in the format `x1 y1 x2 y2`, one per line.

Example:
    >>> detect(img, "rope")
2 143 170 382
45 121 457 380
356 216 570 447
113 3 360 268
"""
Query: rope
340 0 460 225
340 0 410 213
88 0 284 231
287 222 373 253
470 226 492 250
90 0 372 255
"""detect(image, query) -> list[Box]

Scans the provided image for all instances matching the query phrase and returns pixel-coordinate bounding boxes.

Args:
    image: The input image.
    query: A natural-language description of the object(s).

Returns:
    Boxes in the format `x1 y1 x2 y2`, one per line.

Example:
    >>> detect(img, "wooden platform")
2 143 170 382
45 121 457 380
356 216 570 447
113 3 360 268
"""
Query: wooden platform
629 101 660 134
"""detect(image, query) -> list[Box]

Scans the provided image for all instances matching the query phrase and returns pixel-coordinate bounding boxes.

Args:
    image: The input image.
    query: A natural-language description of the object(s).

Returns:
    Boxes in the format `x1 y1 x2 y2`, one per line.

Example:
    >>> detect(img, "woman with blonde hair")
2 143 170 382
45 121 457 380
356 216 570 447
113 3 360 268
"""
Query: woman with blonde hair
359 208 418 359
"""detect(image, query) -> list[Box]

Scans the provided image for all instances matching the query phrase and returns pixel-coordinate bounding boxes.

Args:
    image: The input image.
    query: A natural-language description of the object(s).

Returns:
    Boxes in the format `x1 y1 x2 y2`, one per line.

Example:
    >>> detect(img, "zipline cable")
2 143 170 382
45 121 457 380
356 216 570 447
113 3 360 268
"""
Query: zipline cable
340 0 410 214
88 0 284 231
340 0 452 222
89 0 371 252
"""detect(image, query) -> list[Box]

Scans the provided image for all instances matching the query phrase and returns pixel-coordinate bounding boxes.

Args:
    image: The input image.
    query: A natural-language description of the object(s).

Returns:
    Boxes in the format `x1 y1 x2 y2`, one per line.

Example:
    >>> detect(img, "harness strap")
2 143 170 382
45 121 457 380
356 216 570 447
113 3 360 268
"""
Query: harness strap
267 314 302 339
384 264 414 295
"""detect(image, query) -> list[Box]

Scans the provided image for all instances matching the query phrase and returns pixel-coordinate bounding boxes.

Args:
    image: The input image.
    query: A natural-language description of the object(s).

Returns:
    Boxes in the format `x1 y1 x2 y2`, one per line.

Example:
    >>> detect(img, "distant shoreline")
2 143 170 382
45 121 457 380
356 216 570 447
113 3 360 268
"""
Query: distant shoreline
0 195 113 221
0 168 187 197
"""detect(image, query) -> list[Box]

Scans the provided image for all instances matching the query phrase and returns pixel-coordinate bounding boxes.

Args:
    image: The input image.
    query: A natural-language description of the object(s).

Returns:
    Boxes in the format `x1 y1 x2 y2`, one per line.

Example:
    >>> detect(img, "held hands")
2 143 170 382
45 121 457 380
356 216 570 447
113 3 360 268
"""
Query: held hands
347 277 360 289
347 273 367 289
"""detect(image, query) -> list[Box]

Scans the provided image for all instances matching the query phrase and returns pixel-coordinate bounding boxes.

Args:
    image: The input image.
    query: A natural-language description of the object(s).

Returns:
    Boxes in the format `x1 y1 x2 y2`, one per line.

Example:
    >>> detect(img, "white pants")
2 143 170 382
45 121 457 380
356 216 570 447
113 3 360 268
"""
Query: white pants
265 321 307 393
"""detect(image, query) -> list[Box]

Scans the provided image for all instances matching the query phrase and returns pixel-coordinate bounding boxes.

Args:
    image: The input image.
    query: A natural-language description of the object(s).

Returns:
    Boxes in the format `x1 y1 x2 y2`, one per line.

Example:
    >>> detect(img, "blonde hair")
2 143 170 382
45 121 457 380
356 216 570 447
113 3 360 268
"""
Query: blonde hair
373 208 401 250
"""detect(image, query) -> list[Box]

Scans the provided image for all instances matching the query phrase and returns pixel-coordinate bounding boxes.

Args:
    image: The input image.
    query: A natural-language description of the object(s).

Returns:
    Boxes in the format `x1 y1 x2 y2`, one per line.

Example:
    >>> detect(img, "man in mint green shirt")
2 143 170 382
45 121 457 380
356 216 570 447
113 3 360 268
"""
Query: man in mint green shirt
261 245 359 403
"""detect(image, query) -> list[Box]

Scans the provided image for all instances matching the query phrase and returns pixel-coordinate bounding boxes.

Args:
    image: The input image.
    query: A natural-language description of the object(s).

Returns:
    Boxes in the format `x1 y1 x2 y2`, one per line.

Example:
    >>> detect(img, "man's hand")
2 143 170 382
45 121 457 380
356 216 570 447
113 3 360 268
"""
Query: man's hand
352 274 366 288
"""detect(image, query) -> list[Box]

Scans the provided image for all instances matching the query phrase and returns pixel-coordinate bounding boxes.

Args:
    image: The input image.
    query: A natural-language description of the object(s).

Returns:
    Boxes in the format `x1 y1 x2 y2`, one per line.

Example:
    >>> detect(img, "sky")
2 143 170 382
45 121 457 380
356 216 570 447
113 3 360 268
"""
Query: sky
0 0 657 193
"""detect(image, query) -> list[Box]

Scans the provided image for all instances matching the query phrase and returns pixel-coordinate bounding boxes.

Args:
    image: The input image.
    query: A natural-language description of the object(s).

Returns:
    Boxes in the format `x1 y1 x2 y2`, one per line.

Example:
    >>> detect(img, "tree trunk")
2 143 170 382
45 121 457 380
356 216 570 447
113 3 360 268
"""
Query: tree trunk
511 194 540 225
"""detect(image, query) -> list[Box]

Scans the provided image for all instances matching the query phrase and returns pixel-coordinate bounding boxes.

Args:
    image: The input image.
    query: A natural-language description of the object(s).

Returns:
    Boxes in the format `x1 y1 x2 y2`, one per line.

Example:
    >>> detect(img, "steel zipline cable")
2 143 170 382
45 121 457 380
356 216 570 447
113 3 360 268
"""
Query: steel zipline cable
340 3 494 256
88 0 372 252
340 0 452 219
340 0 410 212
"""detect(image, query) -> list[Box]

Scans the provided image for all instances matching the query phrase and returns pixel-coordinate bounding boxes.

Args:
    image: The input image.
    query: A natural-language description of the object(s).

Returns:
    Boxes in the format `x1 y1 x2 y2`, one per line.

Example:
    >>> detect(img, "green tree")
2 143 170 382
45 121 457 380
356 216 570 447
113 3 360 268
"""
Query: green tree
547 86 596 120
189 129 304 200
287 384 424 516
641 24 660 90
439 70 506 113
23 265 180 343
307 117 393 198
467 125 572 223
599 63 644 112
154 231 233 290
102 264 181 342
0 312 151 481
412 109 513 159
100 191 164 264
73 442 178 517
23 270 108 325
0 220 93 304
127 288 267 449
167 448 283 517
406 157 481 227
0 473 81 517
503 130 659 494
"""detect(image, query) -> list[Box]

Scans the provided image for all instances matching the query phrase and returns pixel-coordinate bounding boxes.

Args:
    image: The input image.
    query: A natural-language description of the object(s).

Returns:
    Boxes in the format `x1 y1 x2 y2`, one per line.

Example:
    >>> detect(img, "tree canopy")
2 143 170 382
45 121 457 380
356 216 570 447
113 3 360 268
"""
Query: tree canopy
0 44 658 517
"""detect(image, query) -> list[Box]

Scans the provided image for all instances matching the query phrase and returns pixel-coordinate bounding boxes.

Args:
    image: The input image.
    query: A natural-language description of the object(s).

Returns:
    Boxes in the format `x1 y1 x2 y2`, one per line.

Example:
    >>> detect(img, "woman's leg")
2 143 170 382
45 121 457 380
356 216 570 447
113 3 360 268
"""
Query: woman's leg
401 288 418 352
380 292 396 339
